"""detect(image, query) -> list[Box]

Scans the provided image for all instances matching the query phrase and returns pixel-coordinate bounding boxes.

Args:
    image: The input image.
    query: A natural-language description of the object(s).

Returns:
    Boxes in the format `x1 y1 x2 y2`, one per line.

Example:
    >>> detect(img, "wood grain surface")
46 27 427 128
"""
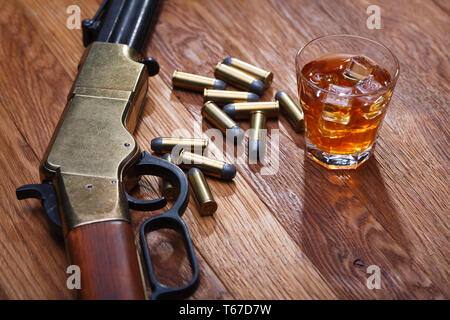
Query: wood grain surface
0 0 448 299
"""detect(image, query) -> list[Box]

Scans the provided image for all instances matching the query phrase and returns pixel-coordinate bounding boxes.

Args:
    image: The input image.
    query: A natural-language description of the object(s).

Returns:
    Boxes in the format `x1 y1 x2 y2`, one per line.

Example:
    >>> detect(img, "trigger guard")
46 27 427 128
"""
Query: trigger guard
128 151 189 217
126 193 167 211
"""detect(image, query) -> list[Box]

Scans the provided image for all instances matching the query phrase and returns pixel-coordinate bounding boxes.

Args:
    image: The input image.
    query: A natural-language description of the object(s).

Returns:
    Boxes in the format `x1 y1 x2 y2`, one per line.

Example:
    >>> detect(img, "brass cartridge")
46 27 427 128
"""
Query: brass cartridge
249 111 267 162
222 57 273 87
223 101 279 120
202 101 244 143
275 91 304 133
177 150 236 180
188 168 217 216
203 89 259 106
172 70 226 92
214 63 265 95
160 154 178 201
151 137 208 154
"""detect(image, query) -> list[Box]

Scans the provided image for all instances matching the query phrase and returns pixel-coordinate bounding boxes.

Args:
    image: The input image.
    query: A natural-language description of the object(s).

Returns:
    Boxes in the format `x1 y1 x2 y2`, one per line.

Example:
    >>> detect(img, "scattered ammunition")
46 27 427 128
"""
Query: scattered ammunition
275 91 304 133
203 89 259 105
172 70 226 92
214 63 265 95
177 150 236 180
249 111 267 162
151 137 208 154
161 154 178 201
222 101 279 120
188 168 217 216
223 57 273 87
202 101 245 143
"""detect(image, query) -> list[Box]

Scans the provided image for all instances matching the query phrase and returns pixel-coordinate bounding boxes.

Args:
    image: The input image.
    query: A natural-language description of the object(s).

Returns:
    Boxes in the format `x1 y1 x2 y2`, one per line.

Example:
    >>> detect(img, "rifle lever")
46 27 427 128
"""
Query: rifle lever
129 151 199 299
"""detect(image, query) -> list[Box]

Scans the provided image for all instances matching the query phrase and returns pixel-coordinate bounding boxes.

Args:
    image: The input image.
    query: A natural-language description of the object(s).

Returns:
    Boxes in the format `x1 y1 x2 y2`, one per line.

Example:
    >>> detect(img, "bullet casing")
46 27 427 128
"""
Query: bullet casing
188 168 217 216
151 137 208 154
223 57 273 87
177 150 236 180
223 101 279 119
203 89 259 106
172 70 226 92
249 111 267 162
214 63 265 95
161 154 178 201
275 91 304 132
202 101 244 143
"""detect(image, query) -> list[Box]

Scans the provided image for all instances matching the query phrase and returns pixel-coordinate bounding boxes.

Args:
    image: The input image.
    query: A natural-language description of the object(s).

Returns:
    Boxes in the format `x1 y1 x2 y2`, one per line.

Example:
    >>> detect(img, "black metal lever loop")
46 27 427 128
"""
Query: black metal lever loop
132 151 199 299
140 212 199 300
127 151 189 216
126 193 167 212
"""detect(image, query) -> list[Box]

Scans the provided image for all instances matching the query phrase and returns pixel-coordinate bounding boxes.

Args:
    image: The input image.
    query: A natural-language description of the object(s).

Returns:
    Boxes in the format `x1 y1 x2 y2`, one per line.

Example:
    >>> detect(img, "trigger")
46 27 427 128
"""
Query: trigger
126 193 167 211
16 182 62 229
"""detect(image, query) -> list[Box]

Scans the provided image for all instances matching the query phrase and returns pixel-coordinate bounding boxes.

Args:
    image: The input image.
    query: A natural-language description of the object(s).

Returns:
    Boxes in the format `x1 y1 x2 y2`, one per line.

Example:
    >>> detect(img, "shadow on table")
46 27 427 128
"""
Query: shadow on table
298 154 412 298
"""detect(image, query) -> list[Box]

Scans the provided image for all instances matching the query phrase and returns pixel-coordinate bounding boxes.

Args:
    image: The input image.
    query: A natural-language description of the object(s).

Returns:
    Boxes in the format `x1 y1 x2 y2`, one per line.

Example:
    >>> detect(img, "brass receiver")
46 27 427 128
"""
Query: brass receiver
40 42 148 235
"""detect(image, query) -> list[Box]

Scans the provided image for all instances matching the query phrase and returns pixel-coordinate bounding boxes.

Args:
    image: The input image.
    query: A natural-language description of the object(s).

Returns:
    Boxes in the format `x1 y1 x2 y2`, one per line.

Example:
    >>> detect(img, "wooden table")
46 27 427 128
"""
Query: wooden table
0 0 448 299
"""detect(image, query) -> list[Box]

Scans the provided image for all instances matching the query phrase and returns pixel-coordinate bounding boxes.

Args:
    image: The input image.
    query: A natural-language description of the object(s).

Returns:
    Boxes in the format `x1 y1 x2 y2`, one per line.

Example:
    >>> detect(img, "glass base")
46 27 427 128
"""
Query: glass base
306 140 373 170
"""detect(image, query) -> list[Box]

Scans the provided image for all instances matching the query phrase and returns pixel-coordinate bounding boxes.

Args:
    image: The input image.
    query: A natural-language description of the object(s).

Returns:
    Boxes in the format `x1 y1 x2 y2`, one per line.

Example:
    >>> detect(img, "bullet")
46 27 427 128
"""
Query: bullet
203 89 259 106
161 154 178 201
202 101 245 143
151 137 208 154
222 57 273 87
222 101 279 120
177 150 236 180
275 91 304 132
214 63 265 95
172 70 226 92
188 168 217 216
249 111 267 162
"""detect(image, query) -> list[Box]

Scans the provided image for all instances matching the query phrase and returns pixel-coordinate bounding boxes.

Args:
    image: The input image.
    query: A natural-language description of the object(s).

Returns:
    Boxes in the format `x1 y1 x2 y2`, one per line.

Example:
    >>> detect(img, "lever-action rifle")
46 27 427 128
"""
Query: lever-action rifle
16 0 199 300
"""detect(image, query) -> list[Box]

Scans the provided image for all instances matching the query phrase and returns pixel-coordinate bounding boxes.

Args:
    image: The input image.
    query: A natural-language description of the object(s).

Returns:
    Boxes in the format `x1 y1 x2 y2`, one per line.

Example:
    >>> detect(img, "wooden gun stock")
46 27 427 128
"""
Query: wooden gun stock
66 221 146 300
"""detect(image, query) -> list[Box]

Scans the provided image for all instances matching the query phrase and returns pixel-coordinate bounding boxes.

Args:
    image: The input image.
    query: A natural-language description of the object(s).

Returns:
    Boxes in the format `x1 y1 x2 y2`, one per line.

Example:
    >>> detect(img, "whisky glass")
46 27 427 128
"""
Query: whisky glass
296 35 400 169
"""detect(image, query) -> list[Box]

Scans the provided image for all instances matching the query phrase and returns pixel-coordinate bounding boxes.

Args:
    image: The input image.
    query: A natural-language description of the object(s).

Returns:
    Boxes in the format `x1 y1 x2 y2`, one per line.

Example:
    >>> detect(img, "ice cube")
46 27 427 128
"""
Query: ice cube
343 56 375 82
355 75 383 94
310 72 338 88
362 103 385 119
322 104 351 125
324 84 353 107
318 117 348 138
360 94 390 120
321 85 353 125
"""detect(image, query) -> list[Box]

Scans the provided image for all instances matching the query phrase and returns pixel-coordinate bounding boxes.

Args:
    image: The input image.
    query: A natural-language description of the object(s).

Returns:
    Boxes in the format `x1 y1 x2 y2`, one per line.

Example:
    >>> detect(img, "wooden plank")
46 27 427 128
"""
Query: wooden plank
0 99 74 299
0 0 447 299
0 0 73 158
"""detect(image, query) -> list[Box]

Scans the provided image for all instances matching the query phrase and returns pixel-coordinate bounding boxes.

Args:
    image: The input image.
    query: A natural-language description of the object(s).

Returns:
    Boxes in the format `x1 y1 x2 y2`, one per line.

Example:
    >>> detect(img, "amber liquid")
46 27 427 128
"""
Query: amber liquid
299 53 393 155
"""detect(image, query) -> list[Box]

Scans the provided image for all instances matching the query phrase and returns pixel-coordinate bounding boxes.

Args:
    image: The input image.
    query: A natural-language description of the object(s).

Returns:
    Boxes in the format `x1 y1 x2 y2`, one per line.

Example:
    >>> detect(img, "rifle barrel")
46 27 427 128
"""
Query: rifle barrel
95 0 160 52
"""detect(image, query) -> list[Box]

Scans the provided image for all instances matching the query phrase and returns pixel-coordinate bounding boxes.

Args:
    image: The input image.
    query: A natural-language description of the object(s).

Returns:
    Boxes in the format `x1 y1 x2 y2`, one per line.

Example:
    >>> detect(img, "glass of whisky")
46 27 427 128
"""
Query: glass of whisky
296 35 400 169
